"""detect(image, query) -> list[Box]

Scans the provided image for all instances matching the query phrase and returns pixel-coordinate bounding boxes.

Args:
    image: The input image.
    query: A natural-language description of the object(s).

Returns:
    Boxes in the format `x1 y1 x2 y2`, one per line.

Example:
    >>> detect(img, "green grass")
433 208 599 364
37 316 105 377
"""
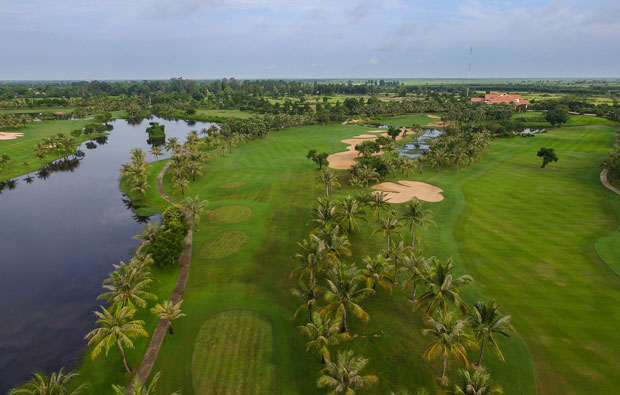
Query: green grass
209 204 253 223
0 120 104 182
201 230 248 259
191 310 275 394
107 115 620 394
378 113 438 128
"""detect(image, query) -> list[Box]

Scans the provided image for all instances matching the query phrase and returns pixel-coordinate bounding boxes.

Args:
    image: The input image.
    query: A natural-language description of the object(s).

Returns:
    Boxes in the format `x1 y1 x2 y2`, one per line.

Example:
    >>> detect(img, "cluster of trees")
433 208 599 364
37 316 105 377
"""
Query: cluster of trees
138 206 190 268
423 127 492 173
0 113 34 129
145 122 166 146
603 143 620 183
291 169 515 392
120 148 149 198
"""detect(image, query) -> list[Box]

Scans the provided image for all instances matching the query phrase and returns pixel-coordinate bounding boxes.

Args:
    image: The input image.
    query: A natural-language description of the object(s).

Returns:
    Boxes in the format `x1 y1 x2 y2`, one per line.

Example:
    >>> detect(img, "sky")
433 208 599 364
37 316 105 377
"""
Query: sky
0 0 619 80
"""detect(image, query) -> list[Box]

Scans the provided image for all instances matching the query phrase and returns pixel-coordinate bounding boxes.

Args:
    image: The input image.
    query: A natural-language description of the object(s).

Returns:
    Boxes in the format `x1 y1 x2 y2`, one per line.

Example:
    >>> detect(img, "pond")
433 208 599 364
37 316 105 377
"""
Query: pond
398 128 441 158
0 117 216 392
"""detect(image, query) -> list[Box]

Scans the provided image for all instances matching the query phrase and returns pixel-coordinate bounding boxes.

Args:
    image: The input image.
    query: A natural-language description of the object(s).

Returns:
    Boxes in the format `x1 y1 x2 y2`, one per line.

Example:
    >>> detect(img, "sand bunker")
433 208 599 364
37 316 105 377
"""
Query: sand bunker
327 130 405 170
427 114 441 119
0 132 24 140
428 121 455 127
372 180 444 203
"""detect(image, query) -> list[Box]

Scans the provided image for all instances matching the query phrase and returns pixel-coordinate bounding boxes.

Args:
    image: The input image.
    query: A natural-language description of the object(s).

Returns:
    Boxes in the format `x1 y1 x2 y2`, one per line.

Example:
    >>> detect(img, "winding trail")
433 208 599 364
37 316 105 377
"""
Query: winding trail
600 132 620 195
129 161 193 390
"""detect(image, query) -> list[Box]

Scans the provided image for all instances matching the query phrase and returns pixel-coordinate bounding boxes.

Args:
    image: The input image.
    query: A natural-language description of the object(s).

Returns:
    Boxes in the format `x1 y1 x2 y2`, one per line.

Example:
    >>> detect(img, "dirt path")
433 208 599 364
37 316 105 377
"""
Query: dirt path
129 161 193 390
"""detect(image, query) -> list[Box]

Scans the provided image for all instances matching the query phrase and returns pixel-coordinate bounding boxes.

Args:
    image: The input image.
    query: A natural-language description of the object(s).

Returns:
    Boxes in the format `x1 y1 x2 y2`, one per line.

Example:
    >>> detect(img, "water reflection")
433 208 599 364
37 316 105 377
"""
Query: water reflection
0 117 216 392
398 129 441 158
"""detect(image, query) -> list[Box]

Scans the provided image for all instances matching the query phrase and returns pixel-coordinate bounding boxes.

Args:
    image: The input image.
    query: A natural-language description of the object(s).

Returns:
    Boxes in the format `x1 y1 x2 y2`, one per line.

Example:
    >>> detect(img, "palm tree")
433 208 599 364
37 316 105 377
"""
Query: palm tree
98 260 156 309
299 312 350 363
336 195 367 233
321 262 374 333
151 299 186 335
173 178 190 197
451 149 469 172
84 306 148 374
369 191 390 220
357 165 379 188
133 222 160 252
468 300 514 367
9 368 88 395
401 252 429 302
362 254 393 293
149 146 164 160
165 137 180 153
387 240 412 284
181 195 208 231
415 258 473 315
428 148 446 172
400 198 436 248
318 169 340 197
291 234 331 298
453 369 503 395
422 312 476 380
317 350 378 394
310 197 338 230
291 279 319 323
112 372 180 395
373 212 403 254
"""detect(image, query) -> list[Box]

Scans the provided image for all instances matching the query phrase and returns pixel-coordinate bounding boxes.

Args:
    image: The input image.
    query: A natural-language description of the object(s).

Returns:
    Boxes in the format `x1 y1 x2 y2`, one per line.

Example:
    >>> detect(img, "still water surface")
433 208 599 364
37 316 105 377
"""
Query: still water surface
0 117 214 392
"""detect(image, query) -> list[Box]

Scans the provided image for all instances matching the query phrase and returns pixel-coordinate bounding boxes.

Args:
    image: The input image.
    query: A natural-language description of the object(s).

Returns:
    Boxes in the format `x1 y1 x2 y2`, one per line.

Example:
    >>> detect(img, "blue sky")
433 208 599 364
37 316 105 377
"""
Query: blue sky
0 0 619 79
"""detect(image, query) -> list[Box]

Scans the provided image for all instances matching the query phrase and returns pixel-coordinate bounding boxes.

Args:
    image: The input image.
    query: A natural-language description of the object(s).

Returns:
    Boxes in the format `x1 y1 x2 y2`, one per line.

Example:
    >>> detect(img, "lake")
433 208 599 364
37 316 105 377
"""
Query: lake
0 117 215 392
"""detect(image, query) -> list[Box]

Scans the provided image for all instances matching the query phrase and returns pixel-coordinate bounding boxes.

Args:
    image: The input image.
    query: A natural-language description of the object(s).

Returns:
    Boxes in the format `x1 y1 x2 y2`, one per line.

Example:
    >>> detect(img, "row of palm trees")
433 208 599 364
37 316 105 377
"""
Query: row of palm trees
291 187 514 392
120 148 149 198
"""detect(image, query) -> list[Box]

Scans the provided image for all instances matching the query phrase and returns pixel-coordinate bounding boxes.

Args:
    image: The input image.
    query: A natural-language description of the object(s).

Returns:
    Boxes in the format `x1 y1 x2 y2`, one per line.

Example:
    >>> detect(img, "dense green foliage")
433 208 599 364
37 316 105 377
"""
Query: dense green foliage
142 206 189 268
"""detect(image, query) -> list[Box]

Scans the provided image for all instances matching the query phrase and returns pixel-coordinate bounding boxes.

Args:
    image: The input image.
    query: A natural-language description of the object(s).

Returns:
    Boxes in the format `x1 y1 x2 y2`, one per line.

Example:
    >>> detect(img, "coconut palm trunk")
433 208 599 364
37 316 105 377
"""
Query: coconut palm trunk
410 282 417 301
441 355 448 378
477 338 486 366
410 224 416 248
117 339 132 374
168 321 174 335
341 307 348 333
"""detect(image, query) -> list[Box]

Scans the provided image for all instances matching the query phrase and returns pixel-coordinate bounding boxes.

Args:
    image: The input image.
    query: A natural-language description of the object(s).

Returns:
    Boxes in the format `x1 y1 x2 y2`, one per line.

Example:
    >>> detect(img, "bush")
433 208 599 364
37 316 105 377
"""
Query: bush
143 205 189 268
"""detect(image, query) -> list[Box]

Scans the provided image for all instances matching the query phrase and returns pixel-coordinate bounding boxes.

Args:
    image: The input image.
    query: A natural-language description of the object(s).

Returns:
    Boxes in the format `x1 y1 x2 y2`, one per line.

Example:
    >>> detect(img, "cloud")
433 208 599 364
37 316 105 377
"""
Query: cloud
367 56 379 65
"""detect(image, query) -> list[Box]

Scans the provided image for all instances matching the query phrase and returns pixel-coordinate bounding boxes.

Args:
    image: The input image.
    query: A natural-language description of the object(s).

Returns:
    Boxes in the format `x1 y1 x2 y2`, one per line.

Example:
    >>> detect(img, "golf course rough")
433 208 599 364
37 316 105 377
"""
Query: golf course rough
191 311 275 394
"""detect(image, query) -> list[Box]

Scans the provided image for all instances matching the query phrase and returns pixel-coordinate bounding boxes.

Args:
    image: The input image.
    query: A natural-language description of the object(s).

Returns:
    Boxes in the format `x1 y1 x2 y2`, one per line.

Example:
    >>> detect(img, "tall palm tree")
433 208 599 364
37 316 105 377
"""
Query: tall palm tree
321 262 374 333
387 240 412 284
415 258 473 315
317 350 378 394
98 260 156 309
291 234 330 298
299 312 350 363
181 195 208 231
149 146 164 160
84 306 148 374
428 148 446 172
290 279 319 323
468 300 514 367
400 198 436 248
151 299 186 335
310 197 338 230
336 195 367 233
318 169 340 196
373 212 403 254
9 368 88 395
324 231 352 260
453 369 503 395
362 254 393 293
112 372 180 395
451 149 469 172
401 252 429 302
357 165 379 189
133 222 161 252
165 137 179 153
422 312 476 380
369 191 390 220
173 178 190 197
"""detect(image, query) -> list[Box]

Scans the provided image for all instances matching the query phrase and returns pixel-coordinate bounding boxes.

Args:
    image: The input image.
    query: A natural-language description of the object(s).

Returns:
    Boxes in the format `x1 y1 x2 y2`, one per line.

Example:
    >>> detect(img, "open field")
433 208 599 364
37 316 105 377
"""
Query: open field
194 109 254 119
378 113 438 128
0 119 102 182
0 107 76 115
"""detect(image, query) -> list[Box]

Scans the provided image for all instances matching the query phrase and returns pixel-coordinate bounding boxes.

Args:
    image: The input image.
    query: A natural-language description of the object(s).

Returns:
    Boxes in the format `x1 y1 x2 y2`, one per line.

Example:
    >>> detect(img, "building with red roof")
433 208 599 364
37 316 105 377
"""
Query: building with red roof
471 93 529 106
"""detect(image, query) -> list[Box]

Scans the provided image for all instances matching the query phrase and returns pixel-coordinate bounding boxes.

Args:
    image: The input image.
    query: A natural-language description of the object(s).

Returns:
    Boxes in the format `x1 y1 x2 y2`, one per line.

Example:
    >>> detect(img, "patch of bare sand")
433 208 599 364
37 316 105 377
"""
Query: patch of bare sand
428 121 455 127
0 132 24 140
328 130 405 170
372 180 444 203
427 114 441 119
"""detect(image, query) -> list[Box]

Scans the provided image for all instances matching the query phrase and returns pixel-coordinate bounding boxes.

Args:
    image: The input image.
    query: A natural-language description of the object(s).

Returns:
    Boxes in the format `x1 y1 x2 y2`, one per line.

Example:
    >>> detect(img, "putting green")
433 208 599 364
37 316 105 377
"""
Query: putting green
191 311 275 394
210 205 253 223
201 231 247 259
220 181 245 189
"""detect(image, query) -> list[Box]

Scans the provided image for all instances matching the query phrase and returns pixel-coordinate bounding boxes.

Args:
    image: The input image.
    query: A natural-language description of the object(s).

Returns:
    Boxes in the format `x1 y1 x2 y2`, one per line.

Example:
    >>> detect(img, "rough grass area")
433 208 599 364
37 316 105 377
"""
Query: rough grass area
191 311 275 394
201 231 247 259
0 119 102 181
209 205 253 223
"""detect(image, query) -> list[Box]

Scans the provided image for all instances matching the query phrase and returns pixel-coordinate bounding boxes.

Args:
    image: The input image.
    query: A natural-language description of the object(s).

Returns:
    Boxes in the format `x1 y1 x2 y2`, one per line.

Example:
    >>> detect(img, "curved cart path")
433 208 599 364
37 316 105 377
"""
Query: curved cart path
129 161 193 390
600 133 620 195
